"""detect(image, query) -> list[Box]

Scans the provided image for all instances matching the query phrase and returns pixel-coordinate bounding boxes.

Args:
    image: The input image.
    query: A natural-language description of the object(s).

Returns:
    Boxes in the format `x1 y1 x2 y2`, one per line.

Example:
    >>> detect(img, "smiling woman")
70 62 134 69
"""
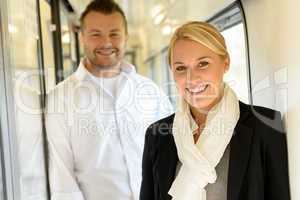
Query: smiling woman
171 39 229 114
140 21 290 200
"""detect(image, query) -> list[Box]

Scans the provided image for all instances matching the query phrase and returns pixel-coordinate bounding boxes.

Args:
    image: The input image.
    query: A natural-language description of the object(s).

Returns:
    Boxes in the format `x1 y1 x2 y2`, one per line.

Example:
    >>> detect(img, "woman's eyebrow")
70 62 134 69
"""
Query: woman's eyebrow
173 56 211 65
197 56 211 60
173 61 185 65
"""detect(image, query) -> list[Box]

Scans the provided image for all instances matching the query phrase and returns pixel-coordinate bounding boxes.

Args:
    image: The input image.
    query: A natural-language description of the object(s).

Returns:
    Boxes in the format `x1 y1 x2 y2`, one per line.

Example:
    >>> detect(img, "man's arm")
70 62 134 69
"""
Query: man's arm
46 92 85 200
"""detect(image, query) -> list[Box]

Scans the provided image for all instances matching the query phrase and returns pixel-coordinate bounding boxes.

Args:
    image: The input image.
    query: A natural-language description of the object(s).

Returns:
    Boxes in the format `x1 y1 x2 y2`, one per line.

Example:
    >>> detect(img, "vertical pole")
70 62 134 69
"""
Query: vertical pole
51 0 64 83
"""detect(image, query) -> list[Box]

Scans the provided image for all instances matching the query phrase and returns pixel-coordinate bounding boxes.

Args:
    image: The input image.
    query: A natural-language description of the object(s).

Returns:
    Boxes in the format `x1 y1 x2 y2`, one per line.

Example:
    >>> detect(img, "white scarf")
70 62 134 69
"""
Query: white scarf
168 84 240 200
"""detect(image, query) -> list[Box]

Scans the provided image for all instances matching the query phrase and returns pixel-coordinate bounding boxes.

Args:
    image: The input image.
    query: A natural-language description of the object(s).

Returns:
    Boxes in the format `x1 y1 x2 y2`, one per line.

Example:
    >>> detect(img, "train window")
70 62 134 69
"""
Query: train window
8 2 41 91
145 50 177 107
160 49 177 106
4 0 49 199
60 2 77 79
222 23 249 103
40 0 56 92
146 57 158 83
208 3 251 104
0 41 6 199
0 139 4 199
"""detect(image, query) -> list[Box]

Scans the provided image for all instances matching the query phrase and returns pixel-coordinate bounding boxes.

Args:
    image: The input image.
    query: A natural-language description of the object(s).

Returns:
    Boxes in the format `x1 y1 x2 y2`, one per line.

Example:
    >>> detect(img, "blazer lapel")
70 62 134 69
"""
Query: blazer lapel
227 102 254 200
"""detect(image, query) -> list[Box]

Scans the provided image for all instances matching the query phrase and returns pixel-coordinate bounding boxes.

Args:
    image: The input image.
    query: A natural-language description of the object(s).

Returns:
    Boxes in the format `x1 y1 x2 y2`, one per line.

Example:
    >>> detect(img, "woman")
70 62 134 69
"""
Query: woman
139 21 290 200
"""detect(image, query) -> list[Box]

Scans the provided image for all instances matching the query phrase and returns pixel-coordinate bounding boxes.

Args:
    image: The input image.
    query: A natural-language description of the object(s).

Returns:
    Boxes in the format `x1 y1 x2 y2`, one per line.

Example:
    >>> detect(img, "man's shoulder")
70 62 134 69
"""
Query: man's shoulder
131 72 157 84
128 73 164 95
47 73 81 94
46 73 80 105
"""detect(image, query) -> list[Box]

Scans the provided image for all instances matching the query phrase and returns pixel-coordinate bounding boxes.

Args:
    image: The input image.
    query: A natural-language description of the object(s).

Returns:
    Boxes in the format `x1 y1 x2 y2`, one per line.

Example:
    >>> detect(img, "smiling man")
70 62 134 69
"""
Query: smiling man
80 5 128 77
46 1 173 200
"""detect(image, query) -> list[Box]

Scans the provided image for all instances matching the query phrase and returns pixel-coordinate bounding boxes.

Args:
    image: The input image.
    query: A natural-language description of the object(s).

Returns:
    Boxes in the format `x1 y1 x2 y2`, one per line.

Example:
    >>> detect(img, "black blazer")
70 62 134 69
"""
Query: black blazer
140 102 290 200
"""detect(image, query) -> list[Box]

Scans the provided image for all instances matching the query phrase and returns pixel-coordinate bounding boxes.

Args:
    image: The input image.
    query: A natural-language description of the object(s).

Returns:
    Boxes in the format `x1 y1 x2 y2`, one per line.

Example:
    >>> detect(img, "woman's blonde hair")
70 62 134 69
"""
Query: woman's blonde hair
168 21 229 66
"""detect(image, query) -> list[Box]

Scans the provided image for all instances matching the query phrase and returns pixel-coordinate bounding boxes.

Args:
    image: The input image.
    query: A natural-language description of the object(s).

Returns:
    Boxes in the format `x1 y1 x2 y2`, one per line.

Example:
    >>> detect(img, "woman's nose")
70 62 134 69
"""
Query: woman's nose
186 68 199 82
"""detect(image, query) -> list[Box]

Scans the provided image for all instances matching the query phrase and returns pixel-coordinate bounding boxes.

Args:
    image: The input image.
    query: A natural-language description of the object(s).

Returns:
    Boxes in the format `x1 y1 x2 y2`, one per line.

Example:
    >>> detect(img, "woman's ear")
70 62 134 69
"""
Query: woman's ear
224 56 230 73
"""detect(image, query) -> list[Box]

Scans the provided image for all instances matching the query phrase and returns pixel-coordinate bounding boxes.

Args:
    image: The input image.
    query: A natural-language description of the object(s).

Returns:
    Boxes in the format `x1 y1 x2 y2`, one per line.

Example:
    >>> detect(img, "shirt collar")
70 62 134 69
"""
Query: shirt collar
74 58 136 82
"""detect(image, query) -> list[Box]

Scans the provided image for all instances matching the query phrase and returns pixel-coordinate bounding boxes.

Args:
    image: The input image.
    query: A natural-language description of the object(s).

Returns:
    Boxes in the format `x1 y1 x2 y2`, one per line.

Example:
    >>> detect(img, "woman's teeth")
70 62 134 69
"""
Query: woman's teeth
187 85 208 94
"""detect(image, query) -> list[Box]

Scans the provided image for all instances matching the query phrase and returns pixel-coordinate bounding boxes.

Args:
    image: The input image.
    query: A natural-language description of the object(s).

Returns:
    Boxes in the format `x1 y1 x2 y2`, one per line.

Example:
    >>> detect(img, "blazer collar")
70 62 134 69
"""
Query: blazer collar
227 101 254 200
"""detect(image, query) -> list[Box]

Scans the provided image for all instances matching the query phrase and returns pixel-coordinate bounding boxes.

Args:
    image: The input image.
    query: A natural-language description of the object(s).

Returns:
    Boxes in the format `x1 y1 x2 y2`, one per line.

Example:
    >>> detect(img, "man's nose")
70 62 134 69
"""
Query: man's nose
100 35 112 48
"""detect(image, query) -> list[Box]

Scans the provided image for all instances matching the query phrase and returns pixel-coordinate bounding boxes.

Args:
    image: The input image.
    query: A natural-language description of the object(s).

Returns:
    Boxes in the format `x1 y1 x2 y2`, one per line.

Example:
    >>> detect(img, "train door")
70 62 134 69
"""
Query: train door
0 6 8 199
0 0 50 199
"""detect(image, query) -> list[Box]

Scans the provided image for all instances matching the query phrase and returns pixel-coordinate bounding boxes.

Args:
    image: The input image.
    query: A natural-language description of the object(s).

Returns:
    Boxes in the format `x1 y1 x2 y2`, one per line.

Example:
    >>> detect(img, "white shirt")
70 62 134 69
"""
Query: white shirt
46 60 173 200
92 75 121 98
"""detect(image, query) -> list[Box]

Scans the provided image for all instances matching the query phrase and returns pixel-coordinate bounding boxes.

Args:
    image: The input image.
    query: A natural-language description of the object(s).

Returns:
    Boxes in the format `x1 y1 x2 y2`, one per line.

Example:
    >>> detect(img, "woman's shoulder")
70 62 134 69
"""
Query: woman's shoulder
144 114 176 156
238 101 286 145
146 113 175 137
239 101 283 131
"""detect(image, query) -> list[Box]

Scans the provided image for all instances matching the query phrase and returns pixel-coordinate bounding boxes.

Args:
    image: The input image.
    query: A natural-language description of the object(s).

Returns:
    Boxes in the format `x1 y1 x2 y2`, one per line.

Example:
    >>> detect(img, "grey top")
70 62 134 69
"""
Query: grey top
175 147 230 200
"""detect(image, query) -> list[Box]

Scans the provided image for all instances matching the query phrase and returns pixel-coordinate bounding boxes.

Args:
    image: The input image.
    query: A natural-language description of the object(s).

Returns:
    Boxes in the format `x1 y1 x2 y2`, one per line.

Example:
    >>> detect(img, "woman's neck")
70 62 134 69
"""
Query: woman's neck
190 107 207 133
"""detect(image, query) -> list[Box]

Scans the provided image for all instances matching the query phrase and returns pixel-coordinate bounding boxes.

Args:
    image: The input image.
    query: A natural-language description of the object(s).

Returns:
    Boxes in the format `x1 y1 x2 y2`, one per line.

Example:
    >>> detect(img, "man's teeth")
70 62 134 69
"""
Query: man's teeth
96 50 114 55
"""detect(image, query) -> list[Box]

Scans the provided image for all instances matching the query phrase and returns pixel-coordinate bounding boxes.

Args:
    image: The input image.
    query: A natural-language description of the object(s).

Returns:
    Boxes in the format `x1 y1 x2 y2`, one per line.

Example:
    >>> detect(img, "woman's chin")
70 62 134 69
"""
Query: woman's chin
185 98 215 113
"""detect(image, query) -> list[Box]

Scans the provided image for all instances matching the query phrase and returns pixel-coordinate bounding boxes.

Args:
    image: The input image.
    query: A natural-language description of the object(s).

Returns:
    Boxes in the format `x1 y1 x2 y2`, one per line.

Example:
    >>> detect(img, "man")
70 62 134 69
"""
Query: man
46 0 173 200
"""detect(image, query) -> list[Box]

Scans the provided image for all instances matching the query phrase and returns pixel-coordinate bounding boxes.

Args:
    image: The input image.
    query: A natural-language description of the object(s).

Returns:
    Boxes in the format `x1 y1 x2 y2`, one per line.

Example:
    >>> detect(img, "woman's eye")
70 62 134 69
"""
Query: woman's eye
197 61 209 68
175 66 186 72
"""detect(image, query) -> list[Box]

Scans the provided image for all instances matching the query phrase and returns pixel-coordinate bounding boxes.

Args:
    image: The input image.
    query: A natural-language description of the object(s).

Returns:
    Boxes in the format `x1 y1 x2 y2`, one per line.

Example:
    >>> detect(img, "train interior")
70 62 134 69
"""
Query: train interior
0 0 299 199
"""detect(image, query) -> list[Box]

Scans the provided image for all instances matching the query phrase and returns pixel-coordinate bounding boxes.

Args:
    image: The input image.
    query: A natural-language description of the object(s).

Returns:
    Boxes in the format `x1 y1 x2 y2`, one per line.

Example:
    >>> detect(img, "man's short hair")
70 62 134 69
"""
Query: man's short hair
80 0 128 34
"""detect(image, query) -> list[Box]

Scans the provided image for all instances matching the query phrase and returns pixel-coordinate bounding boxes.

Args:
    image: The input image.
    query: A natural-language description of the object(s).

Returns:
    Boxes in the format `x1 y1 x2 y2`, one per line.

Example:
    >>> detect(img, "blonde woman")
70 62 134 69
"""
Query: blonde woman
139 21 290 200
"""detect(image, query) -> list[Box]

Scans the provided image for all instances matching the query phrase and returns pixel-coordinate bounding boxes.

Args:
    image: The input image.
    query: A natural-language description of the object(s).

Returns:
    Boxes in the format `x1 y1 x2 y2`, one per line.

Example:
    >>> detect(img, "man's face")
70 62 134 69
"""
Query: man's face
80 11 127 70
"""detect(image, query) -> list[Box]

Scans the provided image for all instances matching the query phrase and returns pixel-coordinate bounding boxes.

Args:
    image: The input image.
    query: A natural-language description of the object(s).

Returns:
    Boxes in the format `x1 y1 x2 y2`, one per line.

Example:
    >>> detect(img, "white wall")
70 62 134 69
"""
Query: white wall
242 0 300 199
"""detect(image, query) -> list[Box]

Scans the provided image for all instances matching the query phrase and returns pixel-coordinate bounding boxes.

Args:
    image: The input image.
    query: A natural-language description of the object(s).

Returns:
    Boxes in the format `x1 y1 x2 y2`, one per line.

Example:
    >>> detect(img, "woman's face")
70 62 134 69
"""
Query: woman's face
171 39 229 111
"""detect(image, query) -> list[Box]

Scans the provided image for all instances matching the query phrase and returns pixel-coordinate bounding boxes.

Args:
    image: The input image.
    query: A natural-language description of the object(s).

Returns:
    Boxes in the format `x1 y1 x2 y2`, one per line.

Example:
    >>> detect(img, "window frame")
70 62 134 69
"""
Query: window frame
0 0 22 198
0 0 54 199
207 1 253 104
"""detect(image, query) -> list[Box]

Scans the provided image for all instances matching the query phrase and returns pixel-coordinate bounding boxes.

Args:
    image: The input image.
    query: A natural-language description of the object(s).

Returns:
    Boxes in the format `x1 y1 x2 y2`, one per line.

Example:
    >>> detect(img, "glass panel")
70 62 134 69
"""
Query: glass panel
222 23 250 104
60 3 76 78
7 0 48 199
208 4 250 104
9 1 40 91
146 58 158 83
0 121 5 200
146 52 177 107
40 0 56 92
160 50 177 106
0 158 3 200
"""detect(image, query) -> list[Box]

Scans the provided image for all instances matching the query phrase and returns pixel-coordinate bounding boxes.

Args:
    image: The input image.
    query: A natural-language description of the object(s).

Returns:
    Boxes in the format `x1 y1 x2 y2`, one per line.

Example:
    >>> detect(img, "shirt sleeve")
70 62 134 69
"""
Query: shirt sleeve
46 92 85 200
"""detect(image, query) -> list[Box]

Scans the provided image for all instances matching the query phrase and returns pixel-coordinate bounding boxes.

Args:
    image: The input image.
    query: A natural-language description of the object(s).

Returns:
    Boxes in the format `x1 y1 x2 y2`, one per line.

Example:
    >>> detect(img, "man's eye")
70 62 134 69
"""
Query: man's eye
91 33 100 37
110 33 120 37
197 61 209 68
